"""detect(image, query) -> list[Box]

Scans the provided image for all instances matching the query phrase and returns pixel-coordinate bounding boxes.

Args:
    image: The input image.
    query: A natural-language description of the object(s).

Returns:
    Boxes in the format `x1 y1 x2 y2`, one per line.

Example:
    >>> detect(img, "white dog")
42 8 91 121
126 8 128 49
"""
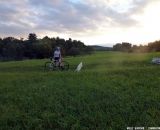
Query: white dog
75 62 83 72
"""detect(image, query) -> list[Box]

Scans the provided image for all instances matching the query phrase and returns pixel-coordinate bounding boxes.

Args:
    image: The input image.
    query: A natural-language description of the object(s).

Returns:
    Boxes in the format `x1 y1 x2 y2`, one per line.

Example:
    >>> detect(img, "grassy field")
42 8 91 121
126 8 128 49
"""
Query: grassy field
0 51 160 130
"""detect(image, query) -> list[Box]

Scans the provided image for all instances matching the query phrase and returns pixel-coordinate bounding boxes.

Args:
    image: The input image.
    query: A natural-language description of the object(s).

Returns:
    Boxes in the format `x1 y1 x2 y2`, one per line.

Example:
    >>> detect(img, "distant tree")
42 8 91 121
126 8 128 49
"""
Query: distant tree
113 43 122 51
3 37 17 44
66 38 73 51
113 42 131 52
69 38 72 42
20 37 24 41
148 40 160 52
121 42 132 52
56 38 65 47
28 33 37 43
68 47 80 56
0 38 3 57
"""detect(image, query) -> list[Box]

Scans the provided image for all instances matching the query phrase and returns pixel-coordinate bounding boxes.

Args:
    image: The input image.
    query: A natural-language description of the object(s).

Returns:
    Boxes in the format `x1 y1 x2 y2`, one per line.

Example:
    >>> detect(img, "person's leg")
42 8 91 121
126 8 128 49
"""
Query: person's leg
54 57 59 66
59 57 62 66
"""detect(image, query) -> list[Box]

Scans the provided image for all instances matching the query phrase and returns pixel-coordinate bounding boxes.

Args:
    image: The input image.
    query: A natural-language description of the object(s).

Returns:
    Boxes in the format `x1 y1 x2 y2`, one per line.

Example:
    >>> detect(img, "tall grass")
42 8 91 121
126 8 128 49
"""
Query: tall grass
0 52 160 130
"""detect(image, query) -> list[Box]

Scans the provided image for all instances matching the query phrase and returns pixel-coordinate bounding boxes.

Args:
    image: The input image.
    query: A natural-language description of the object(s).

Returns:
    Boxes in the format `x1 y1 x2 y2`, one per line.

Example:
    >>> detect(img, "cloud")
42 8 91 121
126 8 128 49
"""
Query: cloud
0 0 154 38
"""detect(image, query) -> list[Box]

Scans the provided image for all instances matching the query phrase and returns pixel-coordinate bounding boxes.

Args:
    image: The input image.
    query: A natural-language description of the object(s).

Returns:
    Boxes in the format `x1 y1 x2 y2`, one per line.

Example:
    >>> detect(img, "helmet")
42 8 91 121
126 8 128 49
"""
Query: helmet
57 47 60 50
56 47 60 50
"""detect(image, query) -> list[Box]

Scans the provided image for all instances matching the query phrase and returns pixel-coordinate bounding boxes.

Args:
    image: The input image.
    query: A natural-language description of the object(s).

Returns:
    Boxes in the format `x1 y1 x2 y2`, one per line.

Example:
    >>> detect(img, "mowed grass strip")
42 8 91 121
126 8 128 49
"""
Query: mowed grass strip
0 52 160 130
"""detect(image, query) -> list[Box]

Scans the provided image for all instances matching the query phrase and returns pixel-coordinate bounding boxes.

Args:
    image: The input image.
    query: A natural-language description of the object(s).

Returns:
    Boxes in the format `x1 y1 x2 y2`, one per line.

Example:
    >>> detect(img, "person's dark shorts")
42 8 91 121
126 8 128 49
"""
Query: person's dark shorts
54 57 60 61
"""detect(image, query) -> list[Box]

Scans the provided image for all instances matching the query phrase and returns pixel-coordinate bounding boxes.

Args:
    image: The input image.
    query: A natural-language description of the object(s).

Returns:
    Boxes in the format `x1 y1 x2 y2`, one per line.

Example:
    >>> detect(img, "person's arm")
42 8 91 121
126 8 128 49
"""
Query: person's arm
60 52 62 58
59 52 62 61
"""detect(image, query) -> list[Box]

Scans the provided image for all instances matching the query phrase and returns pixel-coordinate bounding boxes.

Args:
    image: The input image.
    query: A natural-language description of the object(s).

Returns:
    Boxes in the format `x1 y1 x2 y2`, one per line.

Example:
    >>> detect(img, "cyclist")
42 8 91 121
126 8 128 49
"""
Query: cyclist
53 47 61 66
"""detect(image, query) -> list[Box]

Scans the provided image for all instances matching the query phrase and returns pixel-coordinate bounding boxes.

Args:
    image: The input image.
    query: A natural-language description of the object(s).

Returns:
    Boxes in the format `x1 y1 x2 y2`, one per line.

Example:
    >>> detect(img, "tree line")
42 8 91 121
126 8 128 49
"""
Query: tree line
0 33 93 61
113 40 160 53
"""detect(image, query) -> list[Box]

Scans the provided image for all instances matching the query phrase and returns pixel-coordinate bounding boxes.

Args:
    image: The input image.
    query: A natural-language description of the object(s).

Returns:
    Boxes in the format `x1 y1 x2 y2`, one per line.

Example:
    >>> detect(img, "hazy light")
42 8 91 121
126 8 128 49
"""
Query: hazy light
0 0 160 46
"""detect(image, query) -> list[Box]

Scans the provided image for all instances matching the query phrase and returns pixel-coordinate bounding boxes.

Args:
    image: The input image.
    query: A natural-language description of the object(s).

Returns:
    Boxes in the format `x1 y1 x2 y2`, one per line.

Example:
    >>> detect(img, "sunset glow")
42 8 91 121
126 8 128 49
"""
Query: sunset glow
0 0 160 46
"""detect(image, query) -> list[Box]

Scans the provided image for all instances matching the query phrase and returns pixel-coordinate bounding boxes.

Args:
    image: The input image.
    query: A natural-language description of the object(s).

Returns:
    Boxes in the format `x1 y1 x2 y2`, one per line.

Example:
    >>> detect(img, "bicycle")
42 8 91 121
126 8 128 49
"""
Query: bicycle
44 57 69 71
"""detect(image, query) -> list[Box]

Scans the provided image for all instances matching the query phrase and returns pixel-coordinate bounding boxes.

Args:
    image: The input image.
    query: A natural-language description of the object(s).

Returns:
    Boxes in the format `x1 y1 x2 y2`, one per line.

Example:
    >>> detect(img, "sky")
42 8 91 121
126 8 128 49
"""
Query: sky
0 0 160 46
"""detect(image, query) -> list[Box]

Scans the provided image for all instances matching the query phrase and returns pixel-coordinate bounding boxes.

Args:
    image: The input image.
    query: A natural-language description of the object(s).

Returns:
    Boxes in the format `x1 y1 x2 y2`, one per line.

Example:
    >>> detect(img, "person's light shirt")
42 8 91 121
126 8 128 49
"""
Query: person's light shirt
54 50 60 58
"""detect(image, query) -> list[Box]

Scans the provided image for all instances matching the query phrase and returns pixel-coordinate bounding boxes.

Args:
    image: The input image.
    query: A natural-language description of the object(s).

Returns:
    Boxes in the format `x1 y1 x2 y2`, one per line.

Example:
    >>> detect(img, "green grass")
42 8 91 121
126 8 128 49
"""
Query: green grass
0 52 160 130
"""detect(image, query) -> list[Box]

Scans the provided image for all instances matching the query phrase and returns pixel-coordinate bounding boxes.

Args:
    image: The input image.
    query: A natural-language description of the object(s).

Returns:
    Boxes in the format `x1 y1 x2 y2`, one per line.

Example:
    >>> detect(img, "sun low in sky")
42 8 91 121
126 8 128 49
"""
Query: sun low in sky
0 0 160 46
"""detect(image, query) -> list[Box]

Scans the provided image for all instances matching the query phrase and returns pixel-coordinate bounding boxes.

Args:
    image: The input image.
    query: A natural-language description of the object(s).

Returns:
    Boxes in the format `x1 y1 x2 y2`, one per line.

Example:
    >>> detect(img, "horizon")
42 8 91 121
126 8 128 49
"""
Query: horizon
0 0 160 46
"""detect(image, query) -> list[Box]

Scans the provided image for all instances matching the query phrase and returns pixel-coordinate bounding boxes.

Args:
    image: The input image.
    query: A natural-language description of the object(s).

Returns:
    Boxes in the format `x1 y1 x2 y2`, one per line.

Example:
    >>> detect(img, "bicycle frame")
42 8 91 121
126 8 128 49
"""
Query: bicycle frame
45 57 69 71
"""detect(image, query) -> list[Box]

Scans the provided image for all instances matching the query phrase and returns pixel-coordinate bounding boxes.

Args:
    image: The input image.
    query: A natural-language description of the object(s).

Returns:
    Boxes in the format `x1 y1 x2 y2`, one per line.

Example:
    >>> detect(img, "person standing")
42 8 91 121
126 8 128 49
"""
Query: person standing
53 47 61 66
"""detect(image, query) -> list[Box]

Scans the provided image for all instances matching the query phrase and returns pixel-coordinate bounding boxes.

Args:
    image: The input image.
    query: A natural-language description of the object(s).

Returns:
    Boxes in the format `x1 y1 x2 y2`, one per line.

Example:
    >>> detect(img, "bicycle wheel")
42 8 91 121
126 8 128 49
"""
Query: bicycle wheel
44 61 54 71
60 61 69 70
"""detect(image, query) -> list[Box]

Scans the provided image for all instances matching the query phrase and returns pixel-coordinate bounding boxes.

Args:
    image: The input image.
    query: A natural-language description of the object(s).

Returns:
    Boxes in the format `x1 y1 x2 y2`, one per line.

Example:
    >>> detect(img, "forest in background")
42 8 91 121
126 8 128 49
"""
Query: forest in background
113 40 160 53
0 33 93 61
0 33 160 61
